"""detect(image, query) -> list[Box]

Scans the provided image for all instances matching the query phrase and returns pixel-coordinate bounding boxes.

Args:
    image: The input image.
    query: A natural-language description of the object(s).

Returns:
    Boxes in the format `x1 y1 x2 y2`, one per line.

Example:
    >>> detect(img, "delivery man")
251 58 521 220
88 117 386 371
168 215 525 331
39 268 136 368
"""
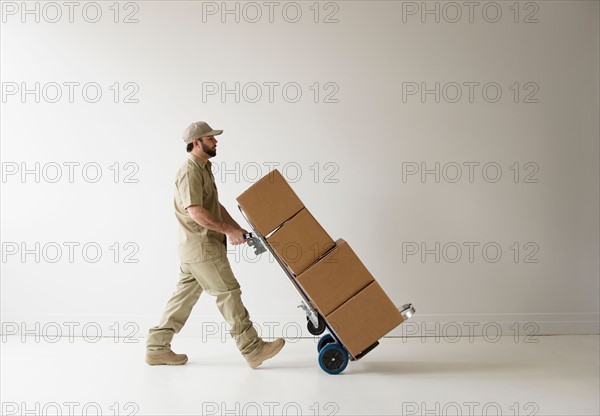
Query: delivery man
146 121 285 368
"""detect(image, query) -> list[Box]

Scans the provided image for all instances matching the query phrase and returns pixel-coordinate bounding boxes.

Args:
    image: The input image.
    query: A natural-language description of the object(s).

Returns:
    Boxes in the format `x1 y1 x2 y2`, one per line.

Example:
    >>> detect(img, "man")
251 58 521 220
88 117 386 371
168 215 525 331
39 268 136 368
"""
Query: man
146 121 285 368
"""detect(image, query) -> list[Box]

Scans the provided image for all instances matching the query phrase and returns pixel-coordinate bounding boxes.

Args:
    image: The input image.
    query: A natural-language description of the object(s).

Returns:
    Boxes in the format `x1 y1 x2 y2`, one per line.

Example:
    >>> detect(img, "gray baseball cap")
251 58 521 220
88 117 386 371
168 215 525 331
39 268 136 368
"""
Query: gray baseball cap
182 121 223 144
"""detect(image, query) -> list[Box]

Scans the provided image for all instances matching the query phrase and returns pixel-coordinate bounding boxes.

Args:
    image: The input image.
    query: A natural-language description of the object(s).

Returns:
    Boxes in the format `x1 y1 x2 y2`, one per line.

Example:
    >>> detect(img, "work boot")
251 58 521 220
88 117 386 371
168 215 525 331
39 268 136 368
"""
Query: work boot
246 338 285 369
145 350 188 365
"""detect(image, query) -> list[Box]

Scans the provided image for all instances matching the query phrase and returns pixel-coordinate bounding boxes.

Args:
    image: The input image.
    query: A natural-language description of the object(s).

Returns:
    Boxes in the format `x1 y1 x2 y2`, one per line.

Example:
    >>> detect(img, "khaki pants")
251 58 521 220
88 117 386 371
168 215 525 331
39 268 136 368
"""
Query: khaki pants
146 243 262 358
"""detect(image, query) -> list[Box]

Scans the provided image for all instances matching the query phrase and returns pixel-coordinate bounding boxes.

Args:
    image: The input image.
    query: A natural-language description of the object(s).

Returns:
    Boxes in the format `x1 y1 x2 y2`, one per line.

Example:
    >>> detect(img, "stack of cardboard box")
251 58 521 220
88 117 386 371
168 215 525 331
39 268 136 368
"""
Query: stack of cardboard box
237 169 404 357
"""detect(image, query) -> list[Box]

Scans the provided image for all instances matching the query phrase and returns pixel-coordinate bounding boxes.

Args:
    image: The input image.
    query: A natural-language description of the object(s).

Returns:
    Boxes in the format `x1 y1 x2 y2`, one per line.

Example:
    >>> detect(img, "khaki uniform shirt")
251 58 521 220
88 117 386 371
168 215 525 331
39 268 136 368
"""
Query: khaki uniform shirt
174 154 226 263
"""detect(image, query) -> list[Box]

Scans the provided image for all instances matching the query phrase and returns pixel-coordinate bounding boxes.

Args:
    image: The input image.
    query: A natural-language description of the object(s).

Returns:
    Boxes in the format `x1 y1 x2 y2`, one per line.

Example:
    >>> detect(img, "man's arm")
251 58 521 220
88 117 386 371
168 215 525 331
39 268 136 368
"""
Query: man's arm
219 203 244 230
187 205 246 245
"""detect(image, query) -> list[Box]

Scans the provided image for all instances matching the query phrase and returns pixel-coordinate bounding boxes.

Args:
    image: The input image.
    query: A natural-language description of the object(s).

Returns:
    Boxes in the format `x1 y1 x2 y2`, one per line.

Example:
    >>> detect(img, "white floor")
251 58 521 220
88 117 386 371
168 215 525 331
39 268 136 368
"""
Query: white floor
1 335 598 416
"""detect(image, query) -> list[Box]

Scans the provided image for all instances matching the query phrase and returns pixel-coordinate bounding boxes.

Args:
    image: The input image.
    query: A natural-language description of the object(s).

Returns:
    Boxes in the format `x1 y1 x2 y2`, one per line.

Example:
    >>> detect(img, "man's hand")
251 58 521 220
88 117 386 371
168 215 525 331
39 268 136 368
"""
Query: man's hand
227 228 247 245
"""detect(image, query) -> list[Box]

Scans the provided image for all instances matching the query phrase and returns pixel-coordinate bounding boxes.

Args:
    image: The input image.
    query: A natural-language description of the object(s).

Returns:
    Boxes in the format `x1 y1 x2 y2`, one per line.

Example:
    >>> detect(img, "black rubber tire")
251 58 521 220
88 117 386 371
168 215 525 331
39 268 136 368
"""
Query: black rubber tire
318 343 349 375
317 333 335 352
306 315 326 335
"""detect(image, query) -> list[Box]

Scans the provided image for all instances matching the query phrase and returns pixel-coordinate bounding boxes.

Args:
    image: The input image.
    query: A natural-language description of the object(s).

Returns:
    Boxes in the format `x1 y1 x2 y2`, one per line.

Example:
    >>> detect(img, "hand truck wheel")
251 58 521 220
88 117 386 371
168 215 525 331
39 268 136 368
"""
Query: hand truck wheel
317 333 335 352
306 315 326 335
318 343 349 375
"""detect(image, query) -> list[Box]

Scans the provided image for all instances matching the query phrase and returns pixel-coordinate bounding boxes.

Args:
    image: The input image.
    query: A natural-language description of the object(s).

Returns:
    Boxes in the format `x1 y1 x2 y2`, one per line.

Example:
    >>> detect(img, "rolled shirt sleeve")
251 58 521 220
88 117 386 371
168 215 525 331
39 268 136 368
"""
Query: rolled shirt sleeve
178 168 204 210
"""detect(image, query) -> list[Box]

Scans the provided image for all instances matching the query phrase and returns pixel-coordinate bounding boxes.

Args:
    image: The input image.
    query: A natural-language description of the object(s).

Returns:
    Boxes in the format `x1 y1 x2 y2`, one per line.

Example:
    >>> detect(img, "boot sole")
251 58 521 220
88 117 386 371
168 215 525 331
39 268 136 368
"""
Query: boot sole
145 356 188 366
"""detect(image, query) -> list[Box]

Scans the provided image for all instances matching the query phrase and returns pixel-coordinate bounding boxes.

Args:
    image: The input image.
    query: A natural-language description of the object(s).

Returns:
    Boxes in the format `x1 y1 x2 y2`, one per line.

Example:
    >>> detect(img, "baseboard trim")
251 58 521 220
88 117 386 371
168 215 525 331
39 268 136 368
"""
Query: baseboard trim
1 313 598 340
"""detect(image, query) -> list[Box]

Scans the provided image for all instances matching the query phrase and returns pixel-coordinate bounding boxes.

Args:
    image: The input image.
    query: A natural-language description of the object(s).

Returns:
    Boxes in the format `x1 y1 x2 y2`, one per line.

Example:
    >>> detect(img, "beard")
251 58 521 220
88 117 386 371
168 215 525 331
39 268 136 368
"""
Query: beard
201 142 216 157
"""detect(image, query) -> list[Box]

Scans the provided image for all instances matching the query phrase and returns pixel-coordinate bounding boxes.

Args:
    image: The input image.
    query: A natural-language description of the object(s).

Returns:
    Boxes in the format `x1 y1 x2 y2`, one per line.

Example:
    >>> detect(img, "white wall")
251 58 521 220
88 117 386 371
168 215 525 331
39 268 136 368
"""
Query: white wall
1 1 598 339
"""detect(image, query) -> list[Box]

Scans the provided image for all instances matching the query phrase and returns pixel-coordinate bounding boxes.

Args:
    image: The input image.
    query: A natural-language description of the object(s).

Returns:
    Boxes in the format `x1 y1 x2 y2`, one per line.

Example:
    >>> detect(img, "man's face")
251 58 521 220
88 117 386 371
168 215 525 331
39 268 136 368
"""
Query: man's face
199 136 217 157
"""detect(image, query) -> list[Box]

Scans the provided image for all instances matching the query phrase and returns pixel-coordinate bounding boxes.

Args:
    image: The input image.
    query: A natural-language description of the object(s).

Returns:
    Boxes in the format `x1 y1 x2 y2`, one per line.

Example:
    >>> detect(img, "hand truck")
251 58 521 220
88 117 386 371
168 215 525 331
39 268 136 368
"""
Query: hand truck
240 207 416 375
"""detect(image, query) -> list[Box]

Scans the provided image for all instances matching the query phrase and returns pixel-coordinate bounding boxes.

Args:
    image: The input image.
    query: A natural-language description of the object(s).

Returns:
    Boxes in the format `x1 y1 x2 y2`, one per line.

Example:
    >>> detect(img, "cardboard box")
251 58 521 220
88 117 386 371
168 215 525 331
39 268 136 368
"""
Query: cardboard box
296 239 375 316
267 208 335 275
326 281 403 357
236 169 304 236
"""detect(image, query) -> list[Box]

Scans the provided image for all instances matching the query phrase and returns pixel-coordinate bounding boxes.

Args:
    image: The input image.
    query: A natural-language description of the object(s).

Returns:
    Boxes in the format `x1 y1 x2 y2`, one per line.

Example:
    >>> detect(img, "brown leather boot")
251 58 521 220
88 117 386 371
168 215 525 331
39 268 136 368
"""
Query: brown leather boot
145 350 188 365
246 338 285 369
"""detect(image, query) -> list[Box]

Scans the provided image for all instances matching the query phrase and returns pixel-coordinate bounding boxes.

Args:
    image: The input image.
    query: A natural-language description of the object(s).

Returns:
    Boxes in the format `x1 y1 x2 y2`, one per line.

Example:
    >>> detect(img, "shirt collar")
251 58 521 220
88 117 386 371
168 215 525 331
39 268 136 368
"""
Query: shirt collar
189 153 211 170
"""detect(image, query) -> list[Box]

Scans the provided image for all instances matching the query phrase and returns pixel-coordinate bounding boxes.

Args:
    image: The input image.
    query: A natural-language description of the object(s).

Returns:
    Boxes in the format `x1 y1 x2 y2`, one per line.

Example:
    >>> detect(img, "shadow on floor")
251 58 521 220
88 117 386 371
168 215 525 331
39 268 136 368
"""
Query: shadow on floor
347 360 529 375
